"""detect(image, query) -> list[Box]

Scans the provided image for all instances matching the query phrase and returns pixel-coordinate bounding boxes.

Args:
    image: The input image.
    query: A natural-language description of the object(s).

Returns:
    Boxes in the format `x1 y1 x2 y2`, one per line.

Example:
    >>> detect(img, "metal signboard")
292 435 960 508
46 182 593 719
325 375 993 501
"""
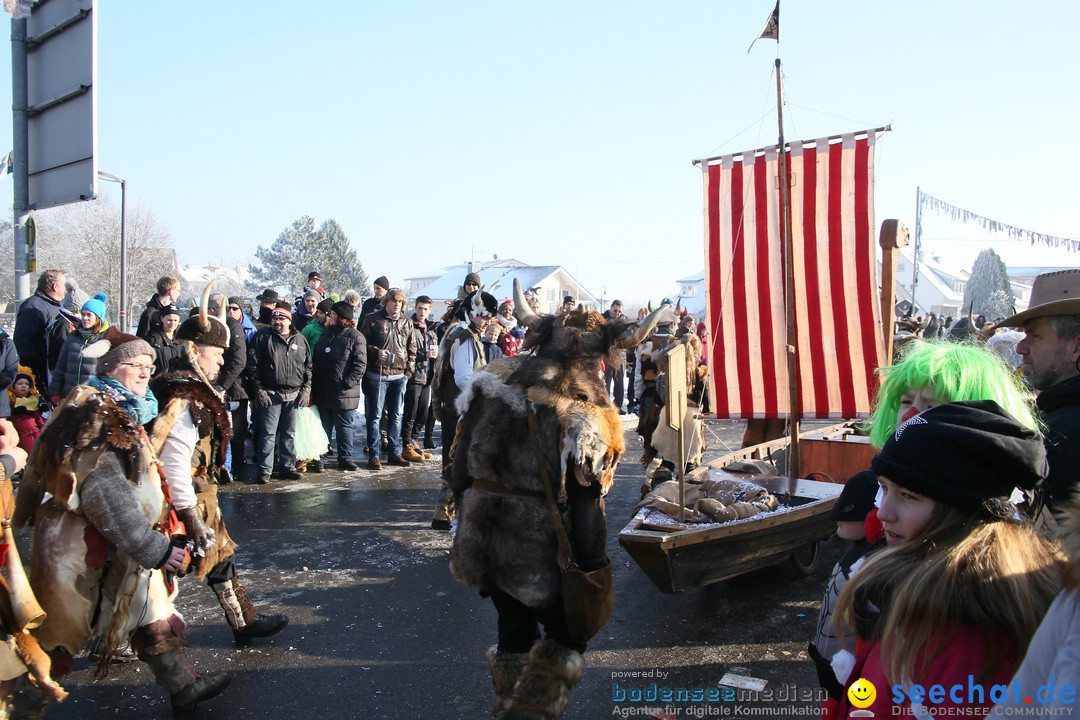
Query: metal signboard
26 0 96 209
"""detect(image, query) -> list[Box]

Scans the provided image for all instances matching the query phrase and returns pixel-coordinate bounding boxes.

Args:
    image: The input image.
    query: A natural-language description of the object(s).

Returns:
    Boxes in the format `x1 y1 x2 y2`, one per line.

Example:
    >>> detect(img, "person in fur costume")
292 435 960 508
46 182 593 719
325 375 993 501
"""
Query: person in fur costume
146 283 289 644
13 334 230 716
450 280 669 719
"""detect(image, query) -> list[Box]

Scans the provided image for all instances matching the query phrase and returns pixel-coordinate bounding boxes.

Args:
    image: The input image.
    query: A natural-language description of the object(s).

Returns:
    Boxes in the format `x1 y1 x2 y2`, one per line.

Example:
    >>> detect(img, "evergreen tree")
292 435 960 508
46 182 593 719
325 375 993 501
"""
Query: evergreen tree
963 248 1015 322
247 216 369 297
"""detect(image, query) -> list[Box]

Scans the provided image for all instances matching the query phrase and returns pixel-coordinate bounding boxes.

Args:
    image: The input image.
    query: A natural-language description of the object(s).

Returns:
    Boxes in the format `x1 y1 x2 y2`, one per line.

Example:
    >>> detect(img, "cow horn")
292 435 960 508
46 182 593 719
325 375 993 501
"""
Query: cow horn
966 302 976 334
199 279 216 331
513 279 540 330
616 301 671 349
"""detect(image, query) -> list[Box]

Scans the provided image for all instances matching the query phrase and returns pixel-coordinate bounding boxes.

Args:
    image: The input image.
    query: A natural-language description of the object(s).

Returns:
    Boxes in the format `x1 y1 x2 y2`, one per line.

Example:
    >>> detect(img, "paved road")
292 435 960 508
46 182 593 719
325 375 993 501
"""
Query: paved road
35 417 841 719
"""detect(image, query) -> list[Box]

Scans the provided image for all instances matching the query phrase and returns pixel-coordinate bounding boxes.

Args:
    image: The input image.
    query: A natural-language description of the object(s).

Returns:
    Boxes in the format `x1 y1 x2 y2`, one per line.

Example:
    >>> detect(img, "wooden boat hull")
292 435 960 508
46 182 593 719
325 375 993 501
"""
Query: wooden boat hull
619 476 840 594
618 422 864 594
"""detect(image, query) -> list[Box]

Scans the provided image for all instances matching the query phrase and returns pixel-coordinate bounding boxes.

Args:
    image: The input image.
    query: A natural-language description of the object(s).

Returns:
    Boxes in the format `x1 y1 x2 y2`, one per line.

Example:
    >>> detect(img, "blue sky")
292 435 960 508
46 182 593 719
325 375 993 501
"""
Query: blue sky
3 1 1078 304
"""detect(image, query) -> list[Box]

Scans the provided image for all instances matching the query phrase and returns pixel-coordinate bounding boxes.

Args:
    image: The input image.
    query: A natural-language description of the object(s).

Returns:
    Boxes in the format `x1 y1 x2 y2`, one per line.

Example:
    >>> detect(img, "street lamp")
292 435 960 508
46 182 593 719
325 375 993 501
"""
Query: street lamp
97 171 127 332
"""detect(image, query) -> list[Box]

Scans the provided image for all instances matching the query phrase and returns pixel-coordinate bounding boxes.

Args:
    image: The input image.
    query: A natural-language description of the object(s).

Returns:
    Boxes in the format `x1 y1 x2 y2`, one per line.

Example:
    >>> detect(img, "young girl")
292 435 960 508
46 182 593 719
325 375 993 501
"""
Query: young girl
834 401 1064 718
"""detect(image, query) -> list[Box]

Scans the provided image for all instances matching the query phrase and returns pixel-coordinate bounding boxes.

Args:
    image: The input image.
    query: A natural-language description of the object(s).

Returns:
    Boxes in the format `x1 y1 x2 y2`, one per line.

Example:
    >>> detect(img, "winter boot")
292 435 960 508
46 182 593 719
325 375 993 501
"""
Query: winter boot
132 620 231 714
487 646 528 718
221 578 289 642
496 639 584 719
401 445 425 463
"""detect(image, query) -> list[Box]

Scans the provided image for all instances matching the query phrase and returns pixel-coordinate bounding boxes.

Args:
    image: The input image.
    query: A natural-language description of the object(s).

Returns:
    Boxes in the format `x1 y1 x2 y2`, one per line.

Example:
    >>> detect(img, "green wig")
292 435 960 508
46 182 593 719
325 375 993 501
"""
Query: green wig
867 341 1038 449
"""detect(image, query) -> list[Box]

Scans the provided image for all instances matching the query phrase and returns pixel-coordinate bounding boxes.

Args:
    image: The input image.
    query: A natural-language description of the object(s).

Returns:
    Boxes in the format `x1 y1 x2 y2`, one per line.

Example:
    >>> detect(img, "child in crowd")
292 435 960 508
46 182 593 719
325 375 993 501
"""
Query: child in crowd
809 470 882 706
833 401 1064 718
8 371 45 453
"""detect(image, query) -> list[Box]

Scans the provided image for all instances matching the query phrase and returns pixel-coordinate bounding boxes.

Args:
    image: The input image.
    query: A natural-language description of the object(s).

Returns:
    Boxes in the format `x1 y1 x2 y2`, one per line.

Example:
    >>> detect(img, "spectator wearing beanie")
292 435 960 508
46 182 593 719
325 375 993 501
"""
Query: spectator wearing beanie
833 401 1065 719
292 290 321 331
359 276 390 321
312 301 367 471
49 292 127 403
226 295 257 341
146 304 184 375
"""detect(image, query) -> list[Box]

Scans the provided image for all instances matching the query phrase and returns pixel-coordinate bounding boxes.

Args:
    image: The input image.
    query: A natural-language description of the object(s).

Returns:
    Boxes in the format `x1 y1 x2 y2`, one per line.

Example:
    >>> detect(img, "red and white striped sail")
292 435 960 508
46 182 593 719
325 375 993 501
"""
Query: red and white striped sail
703 131 885 419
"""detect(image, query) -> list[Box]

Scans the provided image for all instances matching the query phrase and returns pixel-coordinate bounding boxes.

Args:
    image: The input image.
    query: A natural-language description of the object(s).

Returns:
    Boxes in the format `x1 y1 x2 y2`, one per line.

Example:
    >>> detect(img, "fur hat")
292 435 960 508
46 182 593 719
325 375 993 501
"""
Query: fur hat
97 333 156 376
464 272 481 287
176 281 230 349
999 269 1080 327
871 400 1047 519
830 470 879 522
330 301 354 321
81 292 108 322
374 276 390 291
466 290 498 319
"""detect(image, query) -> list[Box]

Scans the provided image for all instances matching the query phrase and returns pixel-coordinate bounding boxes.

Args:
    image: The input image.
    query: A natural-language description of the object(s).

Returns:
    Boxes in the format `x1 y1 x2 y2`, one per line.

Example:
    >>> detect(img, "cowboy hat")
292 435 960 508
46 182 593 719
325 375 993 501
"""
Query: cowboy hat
998 269 1080 327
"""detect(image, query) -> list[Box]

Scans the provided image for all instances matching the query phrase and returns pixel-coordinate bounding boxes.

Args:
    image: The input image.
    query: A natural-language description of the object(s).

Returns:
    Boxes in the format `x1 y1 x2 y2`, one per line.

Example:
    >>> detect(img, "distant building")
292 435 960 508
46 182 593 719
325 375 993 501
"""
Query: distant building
404 259 598 315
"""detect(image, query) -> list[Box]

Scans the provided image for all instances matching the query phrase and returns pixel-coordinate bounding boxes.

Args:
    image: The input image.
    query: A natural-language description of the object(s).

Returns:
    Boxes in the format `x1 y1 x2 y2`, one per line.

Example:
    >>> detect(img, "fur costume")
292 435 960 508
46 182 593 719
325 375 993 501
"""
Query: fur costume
146 370 237 579
13 386 178 672
450 355 623 608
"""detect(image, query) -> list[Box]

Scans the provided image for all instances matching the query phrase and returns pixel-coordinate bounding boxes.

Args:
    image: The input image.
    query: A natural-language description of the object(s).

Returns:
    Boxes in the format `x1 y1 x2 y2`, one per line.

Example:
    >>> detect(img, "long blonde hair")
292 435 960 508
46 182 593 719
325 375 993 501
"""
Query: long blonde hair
834 505 1064 684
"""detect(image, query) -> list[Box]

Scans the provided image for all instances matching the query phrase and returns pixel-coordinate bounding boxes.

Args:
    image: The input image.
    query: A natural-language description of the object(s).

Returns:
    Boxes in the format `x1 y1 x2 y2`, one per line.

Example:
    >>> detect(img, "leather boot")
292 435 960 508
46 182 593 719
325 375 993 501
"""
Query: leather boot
230 578 289 642
401 445 425 463
139 647 231 713
497 639 584 720
487 646 528 718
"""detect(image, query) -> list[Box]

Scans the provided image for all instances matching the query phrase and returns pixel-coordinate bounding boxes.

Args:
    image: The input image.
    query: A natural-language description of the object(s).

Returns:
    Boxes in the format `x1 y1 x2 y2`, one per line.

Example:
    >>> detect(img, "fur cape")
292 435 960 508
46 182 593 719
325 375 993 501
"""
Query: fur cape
449 355 622 608
147 370 231 473
14 386 146 528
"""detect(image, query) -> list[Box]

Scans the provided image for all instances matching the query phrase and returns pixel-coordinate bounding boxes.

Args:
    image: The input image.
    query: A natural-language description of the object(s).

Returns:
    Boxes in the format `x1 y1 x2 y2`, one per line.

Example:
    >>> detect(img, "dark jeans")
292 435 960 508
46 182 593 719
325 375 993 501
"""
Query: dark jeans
363 374 406 457
439 403 460 479
253 394 299 475
604 364 625 409
229 399 249 473
626 353 638 408
490 588 584 654
318 406 357 462
401 381 431 447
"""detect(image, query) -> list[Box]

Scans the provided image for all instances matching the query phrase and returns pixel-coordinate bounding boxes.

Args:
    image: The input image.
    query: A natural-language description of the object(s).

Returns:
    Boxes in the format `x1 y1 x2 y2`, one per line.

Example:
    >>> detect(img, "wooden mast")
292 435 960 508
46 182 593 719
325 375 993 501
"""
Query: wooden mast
775 57 800 479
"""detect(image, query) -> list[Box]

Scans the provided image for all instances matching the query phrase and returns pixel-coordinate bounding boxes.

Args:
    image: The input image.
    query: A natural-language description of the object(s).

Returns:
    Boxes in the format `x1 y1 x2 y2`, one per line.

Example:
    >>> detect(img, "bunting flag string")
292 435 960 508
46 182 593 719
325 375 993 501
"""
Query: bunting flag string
918 189 1079 252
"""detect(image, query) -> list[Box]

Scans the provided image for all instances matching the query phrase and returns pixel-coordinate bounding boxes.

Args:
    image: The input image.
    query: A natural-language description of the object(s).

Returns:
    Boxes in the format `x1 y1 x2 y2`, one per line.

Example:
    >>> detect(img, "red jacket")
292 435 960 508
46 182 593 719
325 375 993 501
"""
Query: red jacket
837 624 1015 718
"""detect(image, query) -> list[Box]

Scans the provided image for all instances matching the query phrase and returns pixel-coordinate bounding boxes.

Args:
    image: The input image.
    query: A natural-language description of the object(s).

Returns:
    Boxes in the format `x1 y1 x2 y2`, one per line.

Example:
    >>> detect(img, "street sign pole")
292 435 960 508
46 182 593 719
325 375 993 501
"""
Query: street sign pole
11 17 30 307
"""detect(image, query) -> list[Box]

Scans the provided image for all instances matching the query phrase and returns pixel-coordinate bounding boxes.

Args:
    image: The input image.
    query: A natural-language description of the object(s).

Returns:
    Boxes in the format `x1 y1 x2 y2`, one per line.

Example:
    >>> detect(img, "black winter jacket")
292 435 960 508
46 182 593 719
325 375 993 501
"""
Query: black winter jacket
312 325 367 410
1038 373 1080 511
220 316 248 400
244 328 311 396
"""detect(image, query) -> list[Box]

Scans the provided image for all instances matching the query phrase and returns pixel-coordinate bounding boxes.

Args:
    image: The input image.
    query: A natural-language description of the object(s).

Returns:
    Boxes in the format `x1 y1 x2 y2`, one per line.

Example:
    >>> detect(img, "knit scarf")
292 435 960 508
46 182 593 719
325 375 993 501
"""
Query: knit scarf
89 374 159 426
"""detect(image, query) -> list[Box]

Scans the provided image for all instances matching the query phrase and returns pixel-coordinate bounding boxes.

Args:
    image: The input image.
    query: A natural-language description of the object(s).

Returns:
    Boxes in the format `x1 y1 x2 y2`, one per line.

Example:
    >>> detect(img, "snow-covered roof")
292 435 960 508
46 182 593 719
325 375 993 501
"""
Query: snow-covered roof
416 264 564 302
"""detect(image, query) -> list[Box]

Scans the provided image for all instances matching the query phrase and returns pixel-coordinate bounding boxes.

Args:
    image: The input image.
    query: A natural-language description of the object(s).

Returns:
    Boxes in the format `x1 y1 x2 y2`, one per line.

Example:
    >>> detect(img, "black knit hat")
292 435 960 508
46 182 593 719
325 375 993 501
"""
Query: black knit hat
464 272 481 287
374 276 390 291
330 301 354 321
316 298 334 314
830 470 879 522
871 400 1047 519
160 303 180 318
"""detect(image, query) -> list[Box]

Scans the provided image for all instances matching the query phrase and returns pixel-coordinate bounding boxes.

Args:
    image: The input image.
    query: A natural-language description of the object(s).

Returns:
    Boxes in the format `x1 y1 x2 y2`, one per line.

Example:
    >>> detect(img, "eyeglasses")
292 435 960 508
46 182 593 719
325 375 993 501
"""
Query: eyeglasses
228 306 242 311
120 362 155 373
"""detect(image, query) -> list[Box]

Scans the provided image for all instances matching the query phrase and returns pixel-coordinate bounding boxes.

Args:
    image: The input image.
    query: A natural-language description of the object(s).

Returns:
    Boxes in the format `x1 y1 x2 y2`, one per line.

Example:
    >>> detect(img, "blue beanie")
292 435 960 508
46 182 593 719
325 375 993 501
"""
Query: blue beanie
81 292 107 322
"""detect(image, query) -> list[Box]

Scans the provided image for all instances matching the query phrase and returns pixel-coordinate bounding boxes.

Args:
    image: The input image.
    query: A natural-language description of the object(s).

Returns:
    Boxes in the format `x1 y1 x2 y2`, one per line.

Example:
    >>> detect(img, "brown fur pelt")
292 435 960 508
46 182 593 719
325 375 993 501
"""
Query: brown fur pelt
147 371 231 471
14 386 145 528
15 632 67 701
518 307 637 368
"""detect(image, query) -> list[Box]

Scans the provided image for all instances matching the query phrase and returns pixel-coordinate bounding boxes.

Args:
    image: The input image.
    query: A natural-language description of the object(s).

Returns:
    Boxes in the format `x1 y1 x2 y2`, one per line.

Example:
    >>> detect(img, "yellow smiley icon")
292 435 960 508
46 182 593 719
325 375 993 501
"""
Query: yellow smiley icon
847 678 877 709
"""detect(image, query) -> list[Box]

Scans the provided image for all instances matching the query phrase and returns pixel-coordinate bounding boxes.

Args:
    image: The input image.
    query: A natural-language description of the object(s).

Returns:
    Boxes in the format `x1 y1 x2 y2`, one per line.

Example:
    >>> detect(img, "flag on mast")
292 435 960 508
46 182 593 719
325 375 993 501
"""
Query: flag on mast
747 1 779 54
701 131 886 419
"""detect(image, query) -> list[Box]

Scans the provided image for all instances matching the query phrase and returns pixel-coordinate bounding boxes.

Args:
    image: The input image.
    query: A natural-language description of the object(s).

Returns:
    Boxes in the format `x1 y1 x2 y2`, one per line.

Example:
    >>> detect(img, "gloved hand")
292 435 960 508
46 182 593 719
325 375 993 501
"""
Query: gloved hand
296 387 310 408
255 389 271 408
176 507 215 555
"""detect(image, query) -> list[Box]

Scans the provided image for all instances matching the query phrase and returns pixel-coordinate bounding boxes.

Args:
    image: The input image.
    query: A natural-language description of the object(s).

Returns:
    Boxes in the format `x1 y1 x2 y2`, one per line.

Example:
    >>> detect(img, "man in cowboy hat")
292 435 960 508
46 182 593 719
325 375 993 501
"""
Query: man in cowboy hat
998 269 1080 510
